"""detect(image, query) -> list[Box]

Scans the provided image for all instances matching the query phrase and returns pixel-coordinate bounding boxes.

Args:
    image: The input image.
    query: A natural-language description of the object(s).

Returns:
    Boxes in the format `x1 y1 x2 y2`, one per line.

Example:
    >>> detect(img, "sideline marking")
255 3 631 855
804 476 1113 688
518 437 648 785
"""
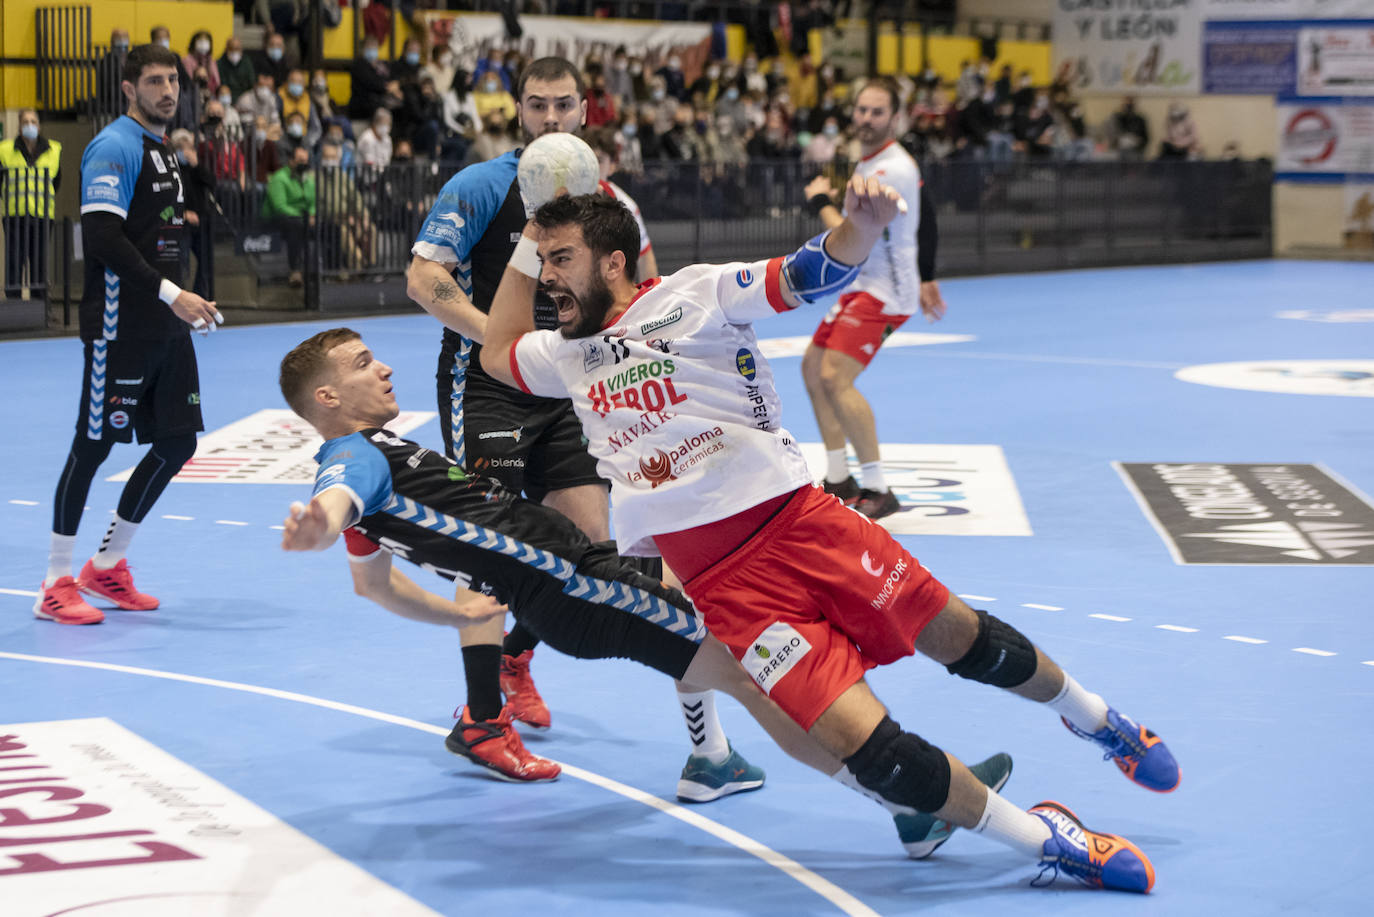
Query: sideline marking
1022 603 1063 611
1156 624 1199 633
957 594 998 602
1293 647 1336 657
163 514 195 520
0 651 879 917
9 499 38 505
1089 613 1132 622
1224 635 1268 645
0 587 39 597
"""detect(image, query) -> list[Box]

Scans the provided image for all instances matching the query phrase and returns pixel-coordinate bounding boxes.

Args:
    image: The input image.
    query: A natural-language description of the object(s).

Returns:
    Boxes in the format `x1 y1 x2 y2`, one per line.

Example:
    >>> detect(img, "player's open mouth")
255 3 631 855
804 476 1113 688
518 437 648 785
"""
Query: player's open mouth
548 290 578 317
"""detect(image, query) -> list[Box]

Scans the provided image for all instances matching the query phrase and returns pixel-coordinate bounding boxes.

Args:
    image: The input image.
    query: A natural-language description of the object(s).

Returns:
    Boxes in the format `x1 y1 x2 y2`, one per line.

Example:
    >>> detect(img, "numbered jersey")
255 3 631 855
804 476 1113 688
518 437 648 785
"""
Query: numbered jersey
79 115 187 342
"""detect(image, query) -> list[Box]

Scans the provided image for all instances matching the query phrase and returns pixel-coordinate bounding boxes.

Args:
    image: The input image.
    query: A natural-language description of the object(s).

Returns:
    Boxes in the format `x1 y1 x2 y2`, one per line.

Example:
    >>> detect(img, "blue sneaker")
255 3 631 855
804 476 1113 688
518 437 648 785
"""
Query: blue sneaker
675 744 765 803
1063 708 1180 793
894 752 1013 859
1029 800 1155 893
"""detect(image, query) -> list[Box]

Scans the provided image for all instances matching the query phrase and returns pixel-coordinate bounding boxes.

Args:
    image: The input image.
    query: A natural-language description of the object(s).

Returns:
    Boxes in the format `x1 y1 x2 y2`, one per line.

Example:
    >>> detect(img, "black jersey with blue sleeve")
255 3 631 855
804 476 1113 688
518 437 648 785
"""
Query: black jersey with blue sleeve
79 115 186 342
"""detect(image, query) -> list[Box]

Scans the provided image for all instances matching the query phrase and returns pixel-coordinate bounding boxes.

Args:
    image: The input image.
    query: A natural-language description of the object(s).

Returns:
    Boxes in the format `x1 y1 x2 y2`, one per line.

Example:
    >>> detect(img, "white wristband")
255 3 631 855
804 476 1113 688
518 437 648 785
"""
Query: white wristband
158 278 182 305
509 235 541 279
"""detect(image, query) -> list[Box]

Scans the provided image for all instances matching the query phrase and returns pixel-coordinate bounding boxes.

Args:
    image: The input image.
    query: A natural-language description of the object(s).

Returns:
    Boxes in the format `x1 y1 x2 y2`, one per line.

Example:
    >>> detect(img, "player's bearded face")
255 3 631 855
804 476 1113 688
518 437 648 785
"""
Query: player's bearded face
541 250 614 339
127 66 179 128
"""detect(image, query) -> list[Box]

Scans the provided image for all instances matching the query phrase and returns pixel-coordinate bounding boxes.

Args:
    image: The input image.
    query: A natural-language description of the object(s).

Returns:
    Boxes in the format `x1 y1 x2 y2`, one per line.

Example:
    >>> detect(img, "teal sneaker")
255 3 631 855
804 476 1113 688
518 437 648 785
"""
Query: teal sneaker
675 744 765 803
893 752 1013 858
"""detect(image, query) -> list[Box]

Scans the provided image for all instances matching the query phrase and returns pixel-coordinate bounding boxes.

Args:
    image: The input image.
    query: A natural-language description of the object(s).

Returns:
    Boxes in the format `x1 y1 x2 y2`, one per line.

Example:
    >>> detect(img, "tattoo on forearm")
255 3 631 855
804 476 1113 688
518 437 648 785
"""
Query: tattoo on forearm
432 279 457 303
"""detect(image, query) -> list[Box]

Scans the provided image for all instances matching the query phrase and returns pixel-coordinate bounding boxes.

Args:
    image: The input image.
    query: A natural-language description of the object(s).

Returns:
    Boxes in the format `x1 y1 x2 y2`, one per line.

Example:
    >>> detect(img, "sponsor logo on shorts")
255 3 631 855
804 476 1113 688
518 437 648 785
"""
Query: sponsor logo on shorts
1175 360 1374 398
114 377 143 385
736 268 754 287
627 427 726 487
478 427 523 443
860 551 884 577
109 410 129 429
159 205 175 222
1117 462 1374 565
108 395 138 406
474 456 524 470
742 622 813 694
447 464 469 482
639 306 682 335
735 348 756 379
869 557 909 610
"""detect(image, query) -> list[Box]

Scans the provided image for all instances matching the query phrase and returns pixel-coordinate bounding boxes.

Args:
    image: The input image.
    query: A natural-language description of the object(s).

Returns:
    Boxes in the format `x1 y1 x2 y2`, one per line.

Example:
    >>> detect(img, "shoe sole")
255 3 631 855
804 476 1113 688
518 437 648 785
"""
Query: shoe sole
444 738 560 783
77 582 158 611
904 753 1013 859
675 777 765 803
32 606 104 625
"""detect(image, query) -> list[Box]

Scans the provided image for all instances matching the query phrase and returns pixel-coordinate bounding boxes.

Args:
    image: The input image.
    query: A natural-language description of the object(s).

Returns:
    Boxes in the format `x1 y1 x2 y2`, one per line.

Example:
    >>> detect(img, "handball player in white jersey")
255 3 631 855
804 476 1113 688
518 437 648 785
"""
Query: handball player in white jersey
476 179 1180 893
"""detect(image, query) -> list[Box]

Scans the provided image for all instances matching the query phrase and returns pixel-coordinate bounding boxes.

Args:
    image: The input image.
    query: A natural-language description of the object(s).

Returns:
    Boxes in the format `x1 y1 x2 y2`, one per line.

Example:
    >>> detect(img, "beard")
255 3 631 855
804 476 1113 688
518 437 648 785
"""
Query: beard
136 92 174 128
555 273 615 339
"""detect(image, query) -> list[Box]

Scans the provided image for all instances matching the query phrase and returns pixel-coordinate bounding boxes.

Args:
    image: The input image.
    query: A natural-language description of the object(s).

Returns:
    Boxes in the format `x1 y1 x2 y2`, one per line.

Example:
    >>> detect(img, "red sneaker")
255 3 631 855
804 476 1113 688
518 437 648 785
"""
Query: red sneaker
33 577 104 625
500 649 551 730
444 706 561 782
78 558 159 611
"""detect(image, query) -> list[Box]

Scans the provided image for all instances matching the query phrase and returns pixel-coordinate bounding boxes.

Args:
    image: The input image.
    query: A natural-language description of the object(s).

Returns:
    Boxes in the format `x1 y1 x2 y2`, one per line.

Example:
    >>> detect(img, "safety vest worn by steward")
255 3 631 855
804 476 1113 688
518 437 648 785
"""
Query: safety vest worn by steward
0 137 62 217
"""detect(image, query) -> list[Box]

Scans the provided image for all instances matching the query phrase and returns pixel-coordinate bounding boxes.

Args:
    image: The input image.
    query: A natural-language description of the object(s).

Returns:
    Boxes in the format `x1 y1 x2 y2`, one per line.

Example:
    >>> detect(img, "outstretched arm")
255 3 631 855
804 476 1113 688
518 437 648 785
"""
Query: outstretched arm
778 174 904 310
480 221 540 388
280 489 356 551
349 550 507 628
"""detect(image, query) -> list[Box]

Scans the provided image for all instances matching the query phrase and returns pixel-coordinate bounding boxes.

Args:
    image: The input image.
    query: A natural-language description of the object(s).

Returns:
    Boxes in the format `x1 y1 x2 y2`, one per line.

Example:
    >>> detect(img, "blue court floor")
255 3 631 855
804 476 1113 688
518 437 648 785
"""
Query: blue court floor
1 260 1371 915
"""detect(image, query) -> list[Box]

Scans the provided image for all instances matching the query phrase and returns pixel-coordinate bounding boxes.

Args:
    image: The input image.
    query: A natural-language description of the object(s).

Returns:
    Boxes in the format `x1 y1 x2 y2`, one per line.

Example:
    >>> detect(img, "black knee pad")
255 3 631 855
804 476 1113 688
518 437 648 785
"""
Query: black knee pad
152 433 198 469
945 609 1037 688
843 716 951 814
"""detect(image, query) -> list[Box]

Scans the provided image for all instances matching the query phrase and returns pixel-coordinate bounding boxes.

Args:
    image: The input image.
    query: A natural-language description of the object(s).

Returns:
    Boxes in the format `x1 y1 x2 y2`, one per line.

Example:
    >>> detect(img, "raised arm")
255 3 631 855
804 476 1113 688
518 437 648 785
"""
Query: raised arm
778 173 904 310
479 221 540 388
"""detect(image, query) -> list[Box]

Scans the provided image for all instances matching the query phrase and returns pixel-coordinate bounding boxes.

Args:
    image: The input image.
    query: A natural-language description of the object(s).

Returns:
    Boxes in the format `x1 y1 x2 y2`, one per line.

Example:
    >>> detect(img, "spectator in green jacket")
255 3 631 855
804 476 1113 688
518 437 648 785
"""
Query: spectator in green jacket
262 144 315 286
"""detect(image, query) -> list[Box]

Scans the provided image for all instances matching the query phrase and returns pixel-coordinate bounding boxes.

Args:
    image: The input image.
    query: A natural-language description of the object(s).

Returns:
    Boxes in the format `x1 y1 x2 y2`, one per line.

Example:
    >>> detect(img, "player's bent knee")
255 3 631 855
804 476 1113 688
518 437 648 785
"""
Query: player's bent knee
843 716 951 813
153 433 198 470
944 609 1037 688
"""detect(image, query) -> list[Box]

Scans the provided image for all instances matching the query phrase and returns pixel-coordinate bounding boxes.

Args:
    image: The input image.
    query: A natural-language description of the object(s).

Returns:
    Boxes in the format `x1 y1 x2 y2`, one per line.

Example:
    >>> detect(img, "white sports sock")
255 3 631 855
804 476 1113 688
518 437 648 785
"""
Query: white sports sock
677 688 730 764
859 461 888 492
1046 673 1109 734
974 789 1052 860
45 533 76 586
91 515 139 570
824 448 849 484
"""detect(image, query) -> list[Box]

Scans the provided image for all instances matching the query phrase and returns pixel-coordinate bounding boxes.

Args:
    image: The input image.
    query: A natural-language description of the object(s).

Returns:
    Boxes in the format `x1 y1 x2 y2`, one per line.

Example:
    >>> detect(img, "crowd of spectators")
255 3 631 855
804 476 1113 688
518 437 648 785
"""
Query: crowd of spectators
94 18 1224 280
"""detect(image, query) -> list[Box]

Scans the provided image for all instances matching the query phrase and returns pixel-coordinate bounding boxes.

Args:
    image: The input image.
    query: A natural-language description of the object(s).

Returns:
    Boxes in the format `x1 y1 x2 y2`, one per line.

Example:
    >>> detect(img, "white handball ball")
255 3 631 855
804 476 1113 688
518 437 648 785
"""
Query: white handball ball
518 132 600 210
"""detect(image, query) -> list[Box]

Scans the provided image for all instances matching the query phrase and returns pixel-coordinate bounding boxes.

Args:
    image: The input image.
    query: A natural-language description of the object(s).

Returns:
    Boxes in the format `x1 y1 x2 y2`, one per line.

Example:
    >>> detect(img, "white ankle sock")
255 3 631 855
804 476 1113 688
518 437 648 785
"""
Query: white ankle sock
1047 673 1109 733
677 688 730 764
92 515 139 570
45 533 76 586
859 461 888 492
974 789 1052 860
824 449 849 484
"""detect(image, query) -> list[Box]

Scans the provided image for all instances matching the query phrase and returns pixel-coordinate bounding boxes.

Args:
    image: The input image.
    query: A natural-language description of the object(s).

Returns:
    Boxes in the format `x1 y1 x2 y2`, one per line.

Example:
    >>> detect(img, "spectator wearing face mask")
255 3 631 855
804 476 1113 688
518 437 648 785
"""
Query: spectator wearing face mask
254 32 293 91
261 144 315 286
472 72 516 125
238 73 283 127
315 139 372 275
425 45 456 100
472 47 512 93
740 54 767 95
655 54 688 102
440 69 478 165
628 57 650 102
218 36 255 104
617 117 643 175
1111 96 1149 160
398 75 444 159
198 100 247 190
584 63 618 128
318 121 356 171
1012 72 1036 113
714 80 747 136
356 108 394 170
1159 102 1201 160
278 111 311 161
183 30 221 95
0 108 60 299
96 29 131 118
350 37 391 121
803 115 842 165
169 129 215 297
308 69 338 122
392 38 424 86
470 111 516 163
688 61 721 106
606 49 633 105
279 67 322 150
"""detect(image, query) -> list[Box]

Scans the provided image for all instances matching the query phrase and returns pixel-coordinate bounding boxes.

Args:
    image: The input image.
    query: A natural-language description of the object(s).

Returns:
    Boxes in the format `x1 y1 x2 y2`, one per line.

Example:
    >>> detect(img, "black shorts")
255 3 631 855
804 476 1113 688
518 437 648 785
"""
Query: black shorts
511 541 702 680
436 343 602 501
75 335 203 444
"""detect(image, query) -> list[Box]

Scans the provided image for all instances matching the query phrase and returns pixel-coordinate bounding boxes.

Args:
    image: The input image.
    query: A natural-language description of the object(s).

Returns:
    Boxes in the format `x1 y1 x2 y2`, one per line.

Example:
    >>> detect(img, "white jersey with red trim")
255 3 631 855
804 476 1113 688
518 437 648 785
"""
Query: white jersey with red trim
512 259 813 555
848 139 922 315
600 179 652 256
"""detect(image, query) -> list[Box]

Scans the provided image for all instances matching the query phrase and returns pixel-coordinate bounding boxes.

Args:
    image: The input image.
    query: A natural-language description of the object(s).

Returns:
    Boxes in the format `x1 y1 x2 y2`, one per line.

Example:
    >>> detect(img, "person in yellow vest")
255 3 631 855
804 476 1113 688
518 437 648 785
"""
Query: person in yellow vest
0 109 61 299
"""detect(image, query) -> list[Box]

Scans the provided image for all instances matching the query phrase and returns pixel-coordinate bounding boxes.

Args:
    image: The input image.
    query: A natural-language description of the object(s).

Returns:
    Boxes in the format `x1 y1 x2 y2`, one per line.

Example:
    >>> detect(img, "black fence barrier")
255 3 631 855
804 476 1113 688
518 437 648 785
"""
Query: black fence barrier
1 167 58 307
35 5 95 118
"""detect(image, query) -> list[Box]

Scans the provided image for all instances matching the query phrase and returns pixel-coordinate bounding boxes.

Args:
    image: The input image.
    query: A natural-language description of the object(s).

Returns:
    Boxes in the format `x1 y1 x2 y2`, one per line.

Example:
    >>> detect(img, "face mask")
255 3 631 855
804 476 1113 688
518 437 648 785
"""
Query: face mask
1020 77 1032 88
114 40 129 52
622 122 637 137
484 81 499 93
405 52 420 66
376 125 390 137
157 38 170 49
196 39 210 55
227 51 241 65
363 47 379 62
823 123 838 137
652 88 666 101
437 54 451 68
321 158 340 168
219 93 232 105
287 123 304 138
267 47 283 62
20 124 38 141
707 68 720 80
294 162 308 173
204 115 222 128
257 86 273 101
289 82 305 97
614 59 626 70
668 58 680 70
777 93 789 105
724 87 739 101
254 129 267 142
629 64 642 76
313 79 327 92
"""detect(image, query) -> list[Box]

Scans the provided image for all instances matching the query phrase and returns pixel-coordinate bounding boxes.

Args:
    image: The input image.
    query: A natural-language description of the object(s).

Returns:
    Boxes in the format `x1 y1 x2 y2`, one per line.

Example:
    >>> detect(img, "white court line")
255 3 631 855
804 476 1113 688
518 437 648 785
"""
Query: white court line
0 651 879 917
215 519 251 526
0 588 39 597
9 499 38 506
1224 635 1268 645
1089 614 1132 622
1021 603 1063 611
1364 661 1374 667
1293 648 1336 657
920 350 1187 370
163 514 195 520
957 594 998 602
1156 625 1199 633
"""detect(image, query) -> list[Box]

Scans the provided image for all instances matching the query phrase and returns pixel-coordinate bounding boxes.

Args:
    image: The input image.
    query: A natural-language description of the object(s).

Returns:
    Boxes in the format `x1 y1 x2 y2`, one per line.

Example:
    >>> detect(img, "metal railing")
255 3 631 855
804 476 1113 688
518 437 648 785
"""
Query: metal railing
34 5 95 118
2 167 58 308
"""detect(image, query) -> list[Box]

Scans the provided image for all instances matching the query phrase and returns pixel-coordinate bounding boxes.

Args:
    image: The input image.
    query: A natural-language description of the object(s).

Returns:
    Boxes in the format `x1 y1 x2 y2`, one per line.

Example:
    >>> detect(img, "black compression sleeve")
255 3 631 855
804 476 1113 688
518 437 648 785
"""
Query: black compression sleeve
917 183 937 282
81 210 167 293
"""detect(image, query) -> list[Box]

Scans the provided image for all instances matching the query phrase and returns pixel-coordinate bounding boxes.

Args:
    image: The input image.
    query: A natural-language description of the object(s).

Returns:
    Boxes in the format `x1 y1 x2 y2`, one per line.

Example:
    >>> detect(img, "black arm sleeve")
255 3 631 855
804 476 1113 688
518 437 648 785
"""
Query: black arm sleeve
917 183 937 282
81 210 166 293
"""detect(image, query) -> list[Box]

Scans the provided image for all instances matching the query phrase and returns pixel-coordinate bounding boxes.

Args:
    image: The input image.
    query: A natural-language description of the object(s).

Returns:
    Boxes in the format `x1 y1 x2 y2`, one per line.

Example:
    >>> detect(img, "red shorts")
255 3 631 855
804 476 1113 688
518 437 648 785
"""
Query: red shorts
683 485 950 729
810 291 909 368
